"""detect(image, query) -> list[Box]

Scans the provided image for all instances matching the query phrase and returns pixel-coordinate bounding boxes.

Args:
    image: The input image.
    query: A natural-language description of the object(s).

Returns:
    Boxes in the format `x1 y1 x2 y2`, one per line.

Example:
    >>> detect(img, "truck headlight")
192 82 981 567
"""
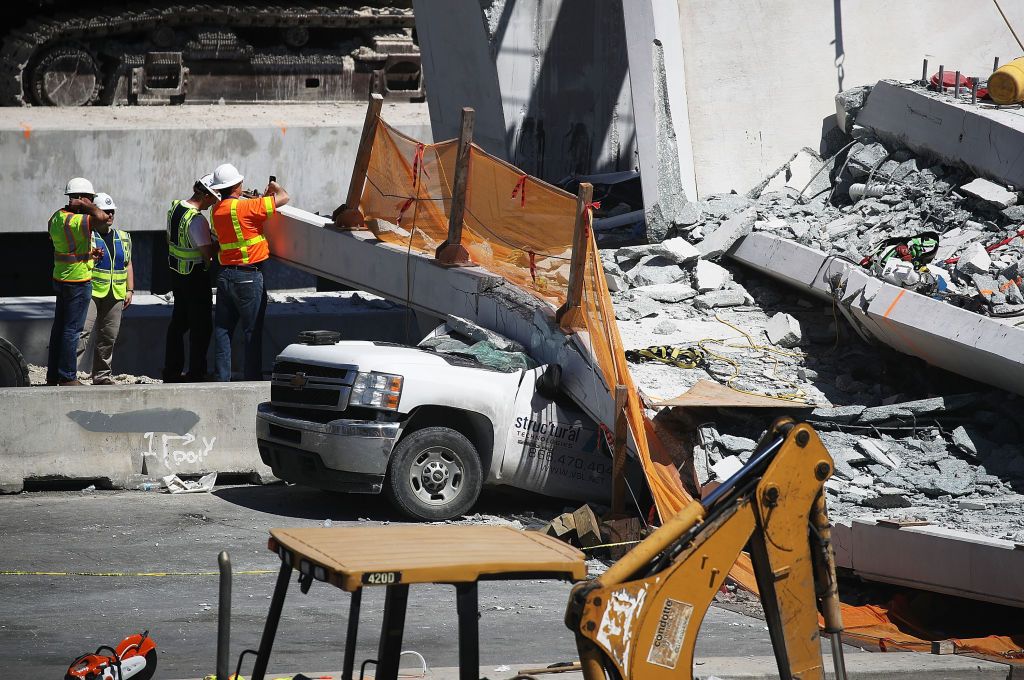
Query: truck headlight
351 371 403 410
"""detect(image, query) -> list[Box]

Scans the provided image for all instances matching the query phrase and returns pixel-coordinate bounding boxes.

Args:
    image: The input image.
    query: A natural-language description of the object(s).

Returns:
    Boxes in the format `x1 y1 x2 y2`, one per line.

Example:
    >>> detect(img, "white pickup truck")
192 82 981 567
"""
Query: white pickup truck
256 326 629 520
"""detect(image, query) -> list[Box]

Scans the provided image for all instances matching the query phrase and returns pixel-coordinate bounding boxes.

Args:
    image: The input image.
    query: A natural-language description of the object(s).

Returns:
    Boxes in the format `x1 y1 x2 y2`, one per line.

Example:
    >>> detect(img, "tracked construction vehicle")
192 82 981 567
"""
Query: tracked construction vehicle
1 2 422 106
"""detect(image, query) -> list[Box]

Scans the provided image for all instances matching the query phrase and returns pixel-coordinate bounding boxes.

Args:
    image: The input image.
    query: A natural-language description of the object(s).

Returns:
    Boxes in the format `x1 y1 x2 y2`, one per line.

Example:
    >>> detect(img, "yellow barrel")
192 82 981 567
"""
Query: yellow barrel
988 56 1024 105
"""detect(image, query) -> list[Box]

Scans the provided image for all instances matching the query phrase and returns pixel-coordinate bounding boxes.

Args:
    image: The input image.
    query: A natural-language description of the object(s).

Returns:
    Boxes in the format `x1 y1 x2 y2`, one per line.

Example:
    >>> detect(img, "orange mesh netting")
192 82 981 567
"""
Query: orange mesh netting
353 116 1023 666
359 118 695 515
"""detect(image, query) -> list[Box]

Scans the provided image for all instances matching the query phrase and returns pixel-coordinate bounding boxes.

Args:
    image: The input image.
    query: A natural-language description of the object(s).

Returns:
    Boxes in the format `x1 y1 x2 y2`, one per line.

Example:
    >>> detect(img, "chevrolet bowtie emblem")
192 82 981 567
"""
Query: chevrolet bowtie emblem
290 372 308 388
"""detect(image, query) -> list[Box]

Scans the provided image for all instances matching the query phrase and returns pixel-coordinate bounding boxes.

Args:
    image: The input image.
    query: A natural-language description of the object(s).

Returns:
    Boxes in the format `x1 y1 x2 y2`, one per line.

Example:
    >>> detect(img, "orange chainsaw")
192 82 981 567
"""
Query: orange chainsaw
65 631 157 680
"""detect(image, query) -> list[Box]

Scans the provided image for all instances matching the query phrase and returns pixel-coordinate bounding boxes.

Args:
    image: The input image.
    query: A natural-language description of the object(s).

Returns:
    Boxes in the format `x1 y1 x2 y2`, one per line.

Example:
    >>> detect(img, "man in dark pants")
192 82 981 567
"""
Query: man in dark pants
208 163 289 381
46 177 107 386
163 174 220 382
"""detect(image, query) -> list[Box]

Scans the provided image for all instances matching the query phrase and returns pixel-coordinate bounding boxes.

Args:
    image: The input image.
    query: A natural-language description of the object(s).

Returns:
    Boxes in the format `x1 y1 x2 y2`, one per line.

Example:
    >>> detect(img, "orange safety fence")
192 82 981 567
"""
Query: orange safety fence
354 115 1023 667
359 118 695 518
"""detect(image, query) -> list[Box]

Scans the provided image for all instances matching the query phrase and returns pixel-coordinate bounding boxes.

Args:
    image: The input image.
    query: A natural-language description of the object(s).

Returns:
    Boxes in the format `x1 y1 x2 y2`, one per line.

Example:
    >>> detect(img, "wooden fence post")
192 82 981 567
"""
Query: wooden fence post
331 93 383 230
555 182 594 324
436 107 475 265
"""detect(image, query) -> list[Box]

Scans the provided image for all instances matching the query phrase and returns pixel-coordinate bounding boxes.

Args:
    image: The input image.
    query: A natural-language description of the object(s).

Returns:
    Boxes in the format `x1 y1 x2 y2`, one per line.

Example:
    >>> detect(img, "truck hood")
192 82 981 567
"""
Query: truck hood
276 341 497 372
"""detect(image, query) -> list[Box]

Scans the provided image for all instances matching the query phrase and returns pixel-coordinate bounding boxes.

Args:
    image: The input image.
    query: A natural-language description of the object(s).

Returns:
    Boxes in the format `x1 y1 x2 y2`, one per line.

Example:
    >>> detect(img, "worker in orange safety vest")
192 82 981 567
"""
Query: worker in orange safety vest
207 163 289 381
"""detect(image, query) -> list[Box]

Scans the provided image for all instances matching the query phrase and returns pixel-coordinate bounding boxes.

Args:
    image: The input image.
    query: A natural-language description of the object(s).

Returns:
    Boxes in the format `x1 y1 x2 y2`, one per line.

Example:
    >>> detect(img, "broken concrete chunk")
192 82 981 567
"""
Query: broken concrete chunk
703 194 752 219
626 256 686 287
958 499 988 511
956 242 993 277
606 273 627 292
847 142 888 180
764 312 802 348
711 455 744 481
693 290 747 309
835 85 872 133
697 208 756 259
678 200 704 226
615 296 661 321
631 283 697 303
856 439 898 468
811 405 866 423
1001 205 1024 221
446 316 525 353
653 237 701 265
653 319 678 335
960 178 1018 208
694 259 732 292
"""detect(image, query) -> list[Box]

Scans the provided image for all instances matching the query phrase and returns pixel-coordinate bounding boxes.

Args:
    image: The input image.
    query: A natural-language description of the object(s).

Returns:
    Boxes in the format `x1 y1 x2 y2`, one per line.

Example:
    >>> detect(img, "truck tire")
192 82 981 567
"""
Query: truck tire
0 337 29 387
385 427 483 521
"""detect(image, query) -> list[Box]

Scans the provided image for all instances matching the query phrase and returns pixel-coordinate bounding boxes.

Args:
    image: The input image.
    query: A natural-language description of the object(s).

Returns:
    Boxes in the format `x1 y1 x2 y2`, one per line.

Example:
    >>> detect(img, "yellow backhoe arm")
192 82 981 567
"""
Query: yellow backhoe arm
565 419 847 680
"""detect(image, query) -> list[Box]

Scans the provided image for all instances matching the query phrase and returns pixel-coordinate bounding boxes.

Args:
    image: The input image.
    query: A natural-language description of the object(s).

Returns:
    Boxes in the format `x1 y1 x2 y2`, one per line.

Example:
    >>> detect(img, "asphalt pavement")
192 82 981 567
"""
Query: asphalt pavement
0 484 814 678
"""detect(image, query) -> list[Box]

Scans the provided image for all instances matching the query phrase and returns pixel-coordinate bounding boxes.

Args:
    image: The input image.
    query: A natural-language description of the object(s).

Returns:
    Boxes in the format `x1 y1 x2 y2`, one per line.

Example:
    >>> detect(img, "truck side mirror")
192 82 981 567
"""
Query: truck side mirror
535 364 562 399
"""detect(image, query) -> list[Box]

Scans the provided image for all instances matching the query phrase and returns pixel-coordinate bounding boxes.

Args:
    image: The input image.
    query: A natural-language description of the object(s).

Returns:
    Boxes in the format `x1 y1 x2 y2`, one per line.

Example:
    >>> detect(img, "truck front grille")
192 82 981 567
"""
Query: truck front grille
270 360 356 411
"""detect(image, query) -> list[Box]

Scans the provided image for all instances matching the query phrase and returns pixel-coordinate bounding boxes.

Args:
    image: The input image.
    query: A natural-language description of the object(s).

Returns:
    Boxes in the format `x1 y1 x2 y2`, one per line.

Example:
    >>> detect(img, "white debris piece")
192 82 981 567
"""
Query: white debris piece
163 472 218 494
694 259 731 292
880 259 921 288
764 312 802 348
956 242 992 277
654 237 701 265
959 178 1018 208
631 283 697 303
711 455 744 481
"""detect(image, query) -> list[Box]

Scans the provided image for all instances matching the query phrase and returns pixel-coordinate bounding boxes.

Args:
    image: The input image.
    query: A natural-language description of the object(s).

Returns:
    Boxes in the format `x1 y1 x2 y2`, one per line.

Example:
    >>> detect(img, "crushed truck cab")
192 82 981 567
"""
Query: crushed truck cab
256 328 626 520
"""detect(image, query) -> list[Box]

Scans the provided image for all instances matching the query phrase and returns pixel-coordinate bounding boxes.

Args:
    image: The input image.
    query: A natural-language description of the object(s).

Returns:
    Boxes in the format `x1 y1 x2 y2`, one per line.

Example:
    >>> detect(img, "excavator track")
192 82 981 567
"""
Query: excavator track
0 3 416 105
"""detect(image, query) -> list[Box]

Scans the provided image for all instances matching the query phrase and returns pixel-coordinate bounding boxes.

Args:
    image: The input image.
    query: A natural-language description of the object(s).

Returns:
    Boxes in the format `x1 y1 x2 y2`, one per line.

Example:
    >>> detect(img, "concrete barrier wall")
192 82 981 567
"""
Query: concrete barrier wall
0 292 440 378
0 103 430 235
0 383 270 492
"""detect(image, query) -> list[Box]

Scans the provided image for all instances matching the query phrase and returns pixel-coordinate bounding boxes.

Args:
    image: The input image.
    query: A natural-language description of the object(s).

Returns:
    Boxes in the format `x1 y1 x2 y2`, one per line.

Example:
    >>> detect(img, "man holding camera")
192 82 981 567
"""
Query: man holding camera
207 163 289 381
46 177 108 386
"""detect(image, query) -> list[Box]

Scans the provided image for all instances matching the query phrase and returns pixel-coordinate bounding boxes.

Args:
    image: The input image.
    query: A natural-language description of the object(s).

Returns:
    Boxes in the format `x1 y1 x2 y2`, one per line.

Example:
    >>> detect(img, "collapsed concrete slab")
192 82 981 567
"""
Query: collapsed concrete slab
833 519 1024 609
857 80 1024 190
730 232 1024 397
264 206 621 435
0 383 271 492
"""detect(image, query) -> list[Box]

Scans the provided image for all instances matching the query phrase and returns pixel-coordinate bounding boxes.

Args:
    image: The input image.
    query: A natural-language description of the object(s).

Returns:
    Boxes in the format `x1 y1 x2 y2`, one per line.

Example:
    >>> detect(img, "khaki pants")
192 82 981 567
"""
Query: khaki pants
77 292 124 380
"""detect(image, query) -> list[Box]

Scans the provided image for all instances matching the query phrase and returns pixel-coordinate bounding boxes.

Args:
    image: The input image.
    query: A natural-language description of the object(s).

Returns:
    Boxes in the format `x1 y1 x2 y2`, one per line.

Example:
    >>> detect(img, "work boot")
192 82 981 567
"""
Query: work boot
92 376 115 386
58 379 83 386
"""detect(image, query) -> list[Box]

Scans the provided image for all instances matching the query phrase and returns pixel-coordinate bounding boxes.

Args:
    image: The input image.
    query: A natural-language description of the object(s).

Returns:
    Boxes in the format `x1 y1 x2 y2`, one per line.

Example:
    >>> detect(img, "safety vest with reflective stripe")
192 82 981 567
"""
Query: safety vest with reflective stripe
212 197 273 266
90 229 132 300
48 209 94 282
166 200 204 275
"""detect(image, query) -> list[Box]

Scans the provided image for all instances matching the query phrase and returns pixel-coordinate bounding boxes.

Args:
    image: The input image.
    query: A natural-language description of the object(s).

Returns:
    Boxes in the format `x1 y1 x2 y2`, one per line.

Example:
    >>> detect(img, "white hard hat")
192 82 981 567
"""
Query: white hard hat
209 163 244 190
65 177 95 196
94 193 116 211
198 173 219 199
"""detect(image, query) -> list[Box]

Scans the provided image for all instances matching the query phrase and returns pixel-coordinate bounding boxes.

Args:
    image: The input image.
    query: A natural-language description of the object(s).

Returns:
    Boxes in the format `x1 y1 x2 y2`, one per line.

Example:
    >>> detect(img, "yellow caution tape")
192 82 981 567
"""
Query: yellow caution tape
0 569 275 577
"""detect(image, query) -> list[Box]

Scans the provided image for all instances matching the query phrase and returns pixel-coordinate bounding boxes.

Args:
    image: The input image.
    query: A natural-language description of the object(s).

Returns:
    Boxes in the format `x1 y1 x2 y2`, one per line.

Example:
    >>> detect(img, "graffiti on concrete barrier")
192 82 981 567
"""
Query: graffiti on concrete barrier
141 432 216 468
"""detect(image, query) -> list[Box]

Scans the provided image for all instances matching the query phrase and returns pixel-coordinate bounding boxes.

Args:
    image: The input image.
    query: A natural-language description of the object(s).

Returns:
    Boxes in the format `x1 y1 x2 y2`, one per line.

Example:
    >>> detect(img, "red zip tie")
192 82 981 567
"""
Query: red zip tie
528 251 537 282
411 143 429 189
511 175 527 207
396 197 415 225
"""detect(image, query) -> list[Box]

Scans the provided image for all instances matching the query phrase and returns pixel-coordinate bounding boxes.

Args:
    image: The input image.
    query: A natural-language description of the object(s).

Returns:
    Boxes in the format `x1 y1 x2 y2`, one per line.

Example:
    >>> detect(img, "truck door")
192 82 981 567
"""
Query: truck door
498 367 613 503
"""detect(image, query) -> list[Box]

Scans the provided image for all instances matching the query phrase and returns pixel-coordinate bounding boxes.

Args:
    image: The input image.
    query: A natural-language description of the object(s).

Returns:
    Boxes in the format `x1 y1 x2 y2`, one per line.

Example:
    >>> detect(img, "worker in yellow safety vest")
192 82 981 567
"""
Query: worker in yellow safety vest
162 174 220 382
46 177 108 386
76 193 133 385
208 163 289 381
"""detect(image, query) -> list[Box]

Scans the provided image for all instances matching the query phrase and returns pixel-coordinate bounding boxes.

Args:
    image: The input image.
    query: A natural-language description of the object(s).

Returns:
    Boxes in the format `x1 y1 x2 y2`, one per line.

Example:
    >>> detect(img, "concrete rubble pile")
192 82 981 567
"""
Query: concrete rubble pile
683 134 1024 320
600 123 1024 542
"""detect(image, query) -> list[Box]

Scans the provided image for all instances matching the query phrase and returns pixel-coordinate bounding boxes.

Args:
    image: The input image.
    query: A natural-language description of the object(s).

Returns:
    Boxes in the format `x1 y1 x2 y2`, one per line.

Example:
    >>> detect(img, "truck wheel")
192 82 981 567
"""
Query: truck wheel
385 427 483 521
0 337 29 387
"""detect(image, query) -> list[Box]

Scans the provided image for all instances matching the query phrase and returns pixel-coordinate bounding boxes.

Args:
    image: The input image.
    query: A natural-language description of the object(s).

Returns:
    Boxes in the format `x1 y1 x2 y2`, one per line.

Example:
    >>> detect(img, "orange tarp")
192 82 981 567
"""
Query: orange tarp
360 119 695 518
